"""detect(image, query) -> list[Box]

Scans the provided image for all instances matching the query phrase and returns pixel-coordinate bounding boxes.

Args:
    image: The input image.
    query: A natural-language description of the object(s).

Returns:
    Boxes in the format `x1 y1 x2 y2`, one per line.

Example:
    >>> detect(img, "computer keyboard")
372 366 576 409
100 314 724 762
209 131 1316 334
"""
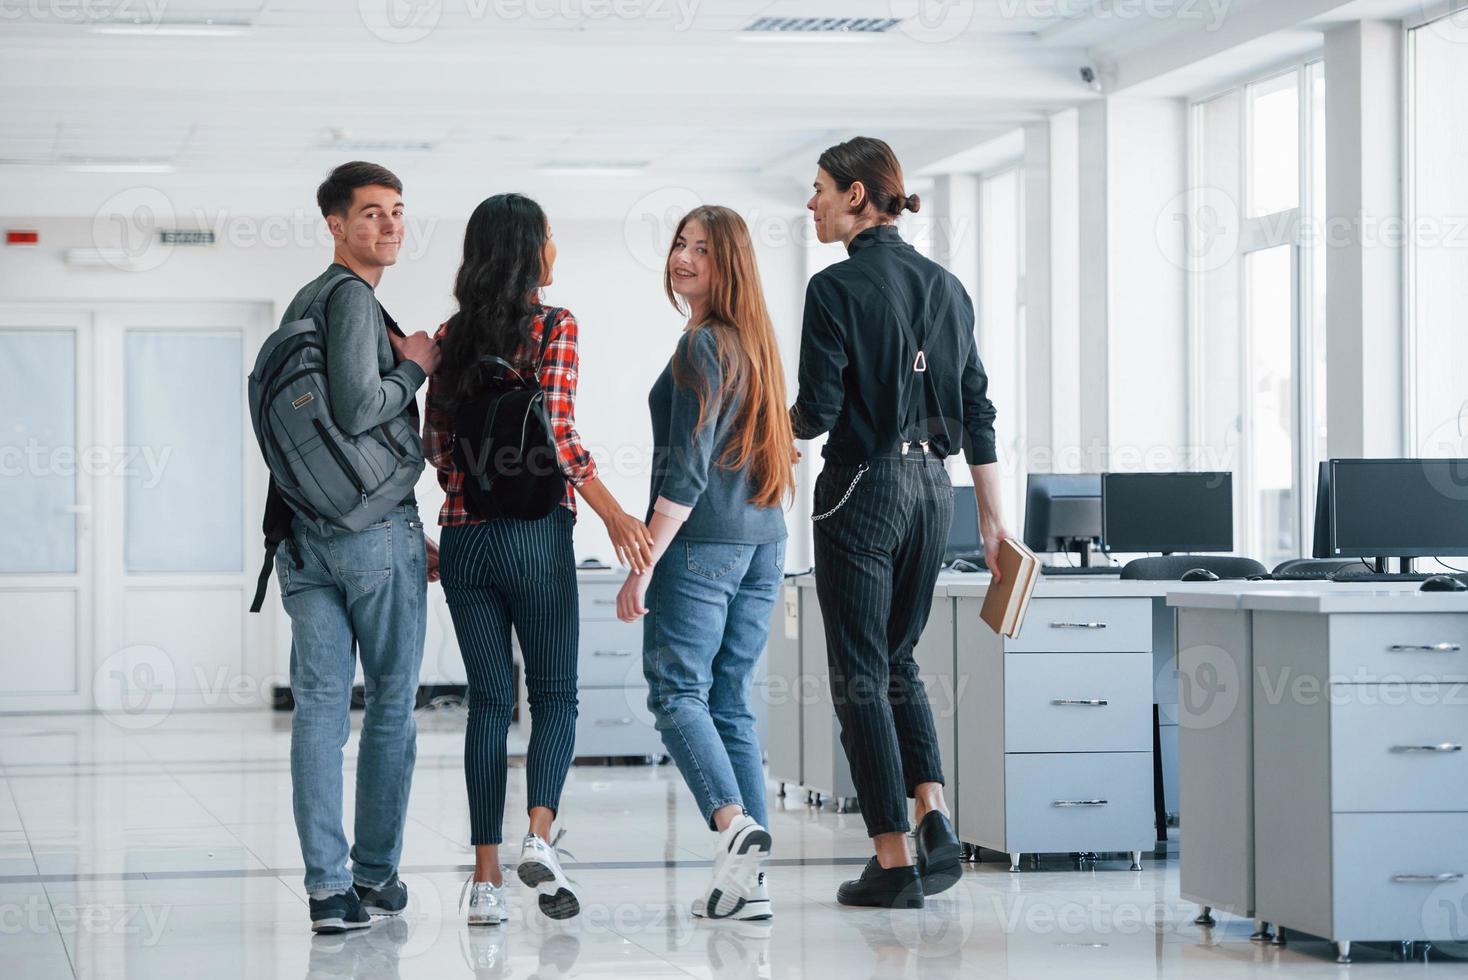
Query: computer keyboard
1328 570 1447 583
1270 570 1334 581
1040 565 1122 576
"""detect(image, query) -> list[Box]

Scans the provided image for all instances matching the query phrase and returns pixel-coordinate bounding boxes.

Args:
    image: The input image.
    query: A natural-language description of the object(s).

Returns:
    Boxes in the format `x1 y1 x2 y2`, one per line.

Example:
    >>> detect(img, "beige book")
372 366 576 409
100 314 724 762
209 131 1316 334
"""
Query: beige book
979 538 1041 637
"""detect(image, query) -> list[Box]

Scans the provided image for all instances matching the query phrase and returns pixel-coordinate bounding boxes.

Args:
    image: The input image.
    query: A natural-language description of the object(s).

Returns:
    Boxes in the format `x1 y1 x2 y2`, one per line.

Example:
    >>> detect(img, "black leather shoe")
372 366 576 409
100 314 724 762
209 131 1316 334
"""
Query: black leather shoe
837 858 925 909
915 810 963 896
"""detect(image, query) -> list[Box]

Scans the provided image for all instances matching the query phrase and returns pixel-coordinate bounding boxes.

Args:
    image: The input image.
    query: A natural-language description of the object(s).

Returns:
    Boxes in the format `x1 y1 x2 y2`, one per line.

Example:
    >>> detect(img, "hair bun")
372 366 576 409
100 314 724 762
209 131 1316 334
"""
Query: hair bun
904 193 921 214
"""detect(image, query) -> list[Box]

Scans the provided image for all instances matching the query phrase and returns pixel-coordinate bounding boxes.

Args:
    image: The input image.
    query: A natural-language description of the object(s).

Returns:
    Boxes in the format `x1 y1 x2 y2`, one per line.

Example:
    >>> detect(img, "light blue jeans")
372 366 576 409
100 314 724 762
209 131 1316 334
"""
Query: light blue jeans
642 538 785 830
276 503 427 898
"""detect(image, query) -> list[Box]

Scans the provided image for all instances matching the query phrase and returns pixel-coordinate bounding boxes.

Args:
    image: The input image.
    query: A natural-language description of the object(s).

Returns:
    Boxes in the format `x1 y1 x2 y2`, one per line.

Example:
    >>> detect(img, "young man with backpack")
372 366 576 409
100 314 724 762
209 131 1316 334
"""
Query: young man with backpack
252 161 440 933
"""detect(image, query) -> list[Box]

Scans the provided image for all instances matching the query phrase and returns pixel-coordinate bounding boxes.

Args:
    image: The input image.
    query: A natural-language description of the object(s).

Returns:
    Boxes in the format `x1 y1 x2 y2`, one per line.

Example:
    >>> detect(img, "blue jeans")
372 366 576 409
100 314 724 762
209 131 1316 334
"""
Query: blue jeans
276 503 427 898
642 538 785 830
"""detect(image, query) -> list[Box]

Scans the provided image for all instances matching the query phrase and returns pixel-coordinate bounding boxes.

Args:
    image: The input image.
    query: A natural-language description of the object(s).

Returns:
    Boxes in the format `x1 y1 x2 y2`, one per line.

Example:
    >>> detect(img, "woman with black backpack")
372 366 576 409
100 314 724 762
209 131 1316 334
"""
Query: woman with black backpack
424 193 654 926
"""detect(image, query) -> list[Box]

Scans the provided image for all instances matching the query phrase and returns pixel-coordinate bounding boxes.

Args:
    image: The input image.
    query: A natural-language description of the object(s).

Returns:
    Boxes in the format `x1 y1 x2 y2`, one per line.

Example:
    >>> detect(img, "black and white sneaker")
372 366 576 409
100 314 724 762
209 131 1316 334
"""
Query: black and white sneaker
354 873 408 916
309 888 373 934
518 831 580 920
696 871 772 921
697 815 771 920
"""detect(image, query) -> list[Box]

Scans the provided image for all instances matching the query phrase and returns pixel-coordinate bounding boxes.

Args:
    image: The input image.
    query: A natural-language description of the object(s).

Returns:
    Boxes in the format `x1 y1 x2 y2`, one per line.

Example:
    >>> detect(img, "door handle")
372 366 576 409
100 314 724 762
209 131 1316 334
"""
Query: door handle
1389 743 1462 753
1392 873 1463 883
1052 799 1108 807
1052 699 1109 706
1051 622 1107 630
1388 643 1461 652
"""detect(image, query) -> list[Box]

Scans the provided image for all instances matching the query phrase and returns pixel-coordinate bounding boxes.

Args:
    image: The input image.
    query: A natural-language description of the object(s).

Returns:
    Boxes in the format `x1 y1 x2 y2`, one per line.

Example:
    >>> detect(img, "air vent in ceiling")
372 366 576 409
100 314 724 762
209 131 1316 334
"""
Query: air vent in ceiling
743 16 901 34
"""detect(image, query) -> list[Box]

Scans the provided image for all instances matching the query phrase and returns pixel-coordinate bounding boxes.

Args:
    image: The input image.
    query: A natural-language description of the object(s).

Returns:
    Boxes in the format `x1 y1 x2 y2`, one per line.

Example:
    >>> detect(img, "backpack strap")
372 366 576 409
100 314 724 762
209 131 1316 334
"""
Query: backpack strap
533 306 564 377
250 478 302 614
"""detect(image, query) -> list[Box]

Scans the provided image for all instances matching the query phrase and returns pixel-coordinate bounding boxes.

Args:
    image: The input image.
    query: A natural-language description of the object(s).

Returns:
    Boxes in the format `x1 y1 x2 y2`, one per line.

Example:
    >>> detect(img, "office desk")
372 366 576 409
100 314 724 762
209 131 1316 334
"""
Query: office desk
1167 583 1429 941
1244 590 1468 963
767 572 970 812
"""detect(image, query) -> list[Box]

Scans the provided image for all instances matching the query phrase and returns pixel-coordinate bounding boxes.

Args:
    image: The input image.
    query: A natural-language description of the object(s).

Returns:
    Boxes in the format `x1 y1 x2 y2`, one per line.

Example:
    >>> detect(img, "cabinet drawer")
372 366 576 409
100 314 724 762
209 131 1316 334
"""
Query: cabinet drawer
1002 752 1154 854
1331 686 1468 812
1330 812 1468 940
1003 598 1152 654
1004 652 1152 753
574 688 660 757
1329 614 1468 683
578 583 623 621
577 620 645 687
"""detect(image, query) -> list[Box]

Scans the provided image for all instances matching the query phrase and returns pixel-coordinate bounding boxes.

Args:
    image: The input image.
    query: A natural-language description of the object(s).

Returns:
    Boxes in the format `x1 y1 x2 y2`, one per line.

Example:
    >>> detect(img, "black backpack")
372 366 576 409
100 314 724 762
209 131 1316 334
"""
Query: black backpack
450 306 568 522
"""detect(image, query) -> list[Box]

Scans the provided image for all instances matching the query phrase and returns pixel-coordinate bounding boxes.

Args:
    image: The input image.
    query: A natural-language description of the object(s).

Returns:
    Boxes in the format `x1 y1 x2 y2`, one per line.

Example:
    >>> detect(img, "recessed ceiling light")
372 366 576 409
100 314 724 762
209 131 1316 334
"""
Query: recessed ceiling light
92 22 252 37
536 163 647 177
739 15 897 41
65 162 176 174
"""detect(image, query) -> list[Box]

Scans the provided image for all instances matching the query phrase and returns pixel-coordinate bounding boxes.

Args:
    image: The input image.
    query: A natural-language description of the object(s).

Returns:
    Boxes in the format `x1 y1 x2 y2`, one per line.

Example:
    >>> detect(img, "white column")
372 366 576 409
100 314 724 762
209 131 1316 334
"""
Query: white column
1323 20 1404 458
1023 120 1053 472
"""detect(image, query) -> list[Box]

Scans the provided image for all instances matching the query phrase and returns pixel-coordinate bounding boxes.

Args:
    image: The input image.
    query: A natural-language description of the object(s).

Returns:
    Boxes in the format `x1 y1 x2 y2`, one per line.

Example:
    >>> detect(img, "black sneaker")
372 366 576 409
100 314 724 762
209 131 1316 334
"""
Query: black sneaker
354 873 408 916
309 888 373 934
836 858 925 909
914 810 963 896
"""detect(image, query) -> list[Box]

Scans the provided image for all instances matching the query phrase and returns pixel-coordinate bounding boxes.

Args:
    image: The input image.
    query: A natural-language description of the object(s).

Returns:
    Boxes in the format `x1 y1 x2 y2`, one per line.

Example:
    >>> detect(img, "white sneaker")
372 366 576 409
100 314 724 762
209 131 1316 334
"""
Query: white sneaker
517 832 580 920
697 816 771 920
461 877 509 926
695 871 772 921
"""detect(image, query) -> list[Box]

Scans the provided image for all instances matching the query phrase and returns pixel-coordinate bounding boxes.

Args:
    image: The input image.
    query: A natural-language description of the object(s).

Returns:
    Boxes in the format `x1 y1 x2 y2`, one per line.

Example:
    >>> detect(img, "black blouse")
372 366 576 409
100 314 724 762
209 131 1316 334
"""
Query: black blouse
790 224 998 466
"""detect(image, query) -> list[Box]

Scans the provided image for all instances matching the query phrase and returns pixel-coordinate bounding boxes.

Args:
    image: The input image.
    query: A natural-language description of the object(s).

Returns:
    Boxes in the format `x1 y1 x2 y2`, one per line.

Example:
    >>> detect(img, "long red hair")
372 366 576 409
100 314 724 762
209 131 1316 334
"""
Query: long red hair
664 206 795 509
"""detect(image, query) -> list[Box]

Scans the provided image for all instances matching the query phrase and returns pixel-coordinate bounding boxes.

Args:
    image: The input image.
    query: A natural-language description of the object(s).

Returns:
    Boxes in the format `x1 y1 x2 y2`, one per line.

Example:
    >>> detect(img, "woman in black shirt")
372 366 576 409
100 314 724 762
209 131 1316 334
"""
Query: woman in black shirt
791 136 1012 909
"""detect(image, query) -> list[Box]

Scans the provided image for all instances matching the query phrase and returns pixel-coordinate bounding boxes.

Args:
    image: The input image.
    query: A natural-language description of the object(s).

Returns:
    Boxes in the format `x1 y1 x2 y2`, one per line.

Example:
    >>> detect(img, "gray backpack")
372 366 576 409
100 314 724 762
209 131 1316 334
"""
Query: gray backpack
246 272 422 610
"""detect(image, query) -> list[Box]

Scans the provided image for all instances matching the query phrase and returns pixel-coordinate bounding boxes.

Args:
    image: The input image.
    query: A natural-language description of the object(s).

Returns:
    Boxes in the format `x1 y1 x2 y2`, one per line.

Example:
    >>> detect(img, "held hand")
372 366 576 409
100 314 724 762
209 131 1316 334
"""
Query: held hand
616 571 651 622
983 526 1013 583
604 511 655 573
389 330 442 375
425 537 440 584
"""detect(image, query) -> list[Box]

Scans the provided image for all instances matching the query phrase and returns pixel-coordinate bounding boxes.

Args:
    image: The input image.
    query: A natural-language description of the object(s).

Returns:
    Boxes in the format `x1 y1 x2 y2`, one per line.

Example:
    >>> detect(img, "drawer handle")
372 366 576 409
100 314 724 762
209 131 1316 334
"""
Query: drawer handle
592 650 634 658
592 599 617 606
1052 799 1108 807
1052 699 1109 706
594 717 635 727
1388 643 1461 652
1390 743 1463 753
1050 622 1107 630
1392 873 1463 883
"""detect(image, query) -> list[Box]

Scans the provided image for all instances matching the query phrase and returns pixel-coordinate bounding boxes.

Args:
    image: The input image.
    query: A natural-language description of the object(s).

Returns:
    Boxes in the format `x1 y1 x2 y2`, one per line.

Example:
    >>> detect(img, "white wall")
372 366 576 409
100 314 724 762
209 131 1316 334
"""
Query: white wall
1 204 809 689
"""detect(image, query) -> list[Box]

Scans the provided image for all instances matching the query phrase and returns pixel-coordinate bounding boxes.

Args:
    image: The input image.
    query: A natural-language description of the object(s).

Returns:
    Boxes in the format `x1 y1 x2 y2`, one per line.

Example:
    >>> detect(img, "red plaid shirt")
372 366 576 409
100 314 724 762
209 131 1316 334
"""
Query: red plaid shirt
424 306 598 525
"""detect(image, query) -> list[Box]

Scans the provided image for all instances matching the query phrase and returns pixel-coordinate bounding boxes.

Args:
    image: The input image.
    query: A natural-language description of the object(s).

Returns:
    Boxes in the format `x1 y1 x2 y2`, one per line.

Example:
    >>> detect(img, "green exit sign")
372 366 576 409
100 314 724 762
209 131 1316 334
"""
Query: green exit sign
159 230 216 246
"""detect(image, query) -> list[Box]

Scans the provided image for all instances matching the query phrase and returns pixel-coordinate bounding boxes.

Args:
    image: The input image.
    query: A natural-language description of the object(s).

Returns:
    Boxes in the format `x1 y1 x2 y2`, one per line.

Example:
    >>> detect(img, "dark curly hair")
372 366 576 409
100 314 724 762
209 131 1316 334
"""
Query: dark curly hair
436 193 550 410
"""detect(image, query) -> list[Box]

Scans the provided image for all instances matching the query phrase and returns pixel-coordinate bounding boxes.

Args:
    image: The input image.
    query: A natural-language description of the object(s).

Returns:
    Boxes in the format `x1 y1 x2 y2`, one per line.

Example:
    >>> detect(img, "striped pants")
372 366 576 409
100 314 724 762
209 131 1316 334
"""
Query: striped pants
812 453 953 838
440 508 579 846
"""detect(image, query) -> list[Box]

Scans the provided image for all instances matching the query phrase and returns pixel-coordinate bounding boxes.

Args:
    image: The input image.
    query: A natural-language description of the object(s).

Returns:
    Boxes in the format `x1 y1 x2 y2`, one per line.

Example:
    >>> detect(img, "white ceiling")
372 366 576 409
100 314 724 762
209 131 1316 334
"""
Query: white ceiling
0 0 1371 220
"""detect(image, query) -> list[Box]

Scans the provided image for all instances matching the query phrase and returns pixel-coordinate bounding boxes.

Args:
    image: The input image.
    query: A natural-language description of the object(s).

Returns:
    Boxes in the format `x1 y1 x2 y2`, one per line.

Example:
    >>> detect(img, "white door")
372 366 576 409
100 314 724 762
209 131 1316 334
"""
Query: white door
0 301 273 715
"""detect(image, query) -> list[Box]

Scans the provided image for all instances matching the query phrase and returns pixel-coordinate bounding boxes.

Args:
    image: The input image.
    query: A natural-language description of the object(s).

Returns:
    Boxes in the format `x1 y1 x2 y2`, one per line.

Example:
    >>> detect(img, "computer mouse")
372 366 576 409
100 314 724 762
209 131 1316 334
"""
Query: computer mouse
1245 574 1270 581
1181 568 1221 582
1420 575 1468 592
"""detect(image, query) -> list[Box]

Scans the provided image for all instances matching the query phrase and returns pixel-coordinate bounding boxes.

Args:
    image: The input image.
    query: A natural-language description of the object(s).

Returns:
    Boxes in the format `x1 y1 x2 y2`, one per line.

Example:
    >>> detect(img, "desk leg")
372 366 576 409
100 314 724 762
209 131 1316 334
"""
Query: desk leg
1152 703 1167 850
1193 906 1216 927
1008 852 1021 873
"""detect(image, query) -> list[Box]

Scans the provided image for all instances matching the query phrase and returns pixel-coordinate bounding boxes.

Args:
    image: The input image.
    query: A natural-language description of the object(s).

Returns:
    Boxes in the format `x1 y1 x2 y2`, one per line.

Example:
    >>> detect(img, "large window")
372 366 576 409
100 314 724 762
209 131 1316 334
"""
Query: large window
1408 17 1468 457
978 167 1024 528
1189 62 1326 567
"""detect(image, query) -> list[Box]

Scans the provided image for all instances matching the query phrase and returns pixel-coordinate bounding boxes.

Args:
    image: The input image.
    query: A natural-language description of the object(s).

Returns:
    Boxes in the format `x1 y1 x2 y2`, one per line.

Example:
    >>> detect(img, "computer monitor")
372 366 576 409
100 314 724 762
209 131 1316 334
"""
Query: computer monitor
1311 461 1331 559
1327 458 1468 559
1102 472 1233 554
1023 474 1103 565
945 484 982 564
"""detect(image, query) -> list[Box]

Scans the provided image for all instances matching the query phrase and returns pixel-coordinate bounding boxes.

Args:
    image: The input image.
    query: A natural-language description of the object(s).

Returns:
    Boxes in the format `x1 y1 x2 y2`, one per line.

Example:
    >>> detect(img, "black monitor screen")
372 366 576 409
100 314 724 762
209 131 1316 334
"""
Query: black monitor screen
1023 474 1103 552
1102 472 1233 553
947 485 981 560
1329 458 1468 557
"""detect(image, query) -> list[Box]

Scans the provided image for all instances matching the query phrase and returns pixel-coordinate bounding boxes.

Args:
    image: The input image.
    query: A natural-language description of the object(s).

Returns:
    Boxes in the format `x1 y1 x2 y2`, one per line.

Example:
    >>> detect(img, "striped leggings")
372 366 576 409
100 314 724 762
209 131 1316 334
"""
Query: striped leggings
439 508 579 846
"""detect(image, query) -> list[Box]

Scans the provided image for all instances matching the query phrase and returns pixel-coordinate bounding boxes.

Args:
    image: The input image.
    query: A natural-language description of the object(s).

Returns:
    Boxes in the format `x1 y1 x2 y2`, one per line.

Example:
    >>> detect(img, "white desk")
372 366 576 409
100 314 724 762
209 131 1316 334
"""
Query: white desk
1244 589 1468 963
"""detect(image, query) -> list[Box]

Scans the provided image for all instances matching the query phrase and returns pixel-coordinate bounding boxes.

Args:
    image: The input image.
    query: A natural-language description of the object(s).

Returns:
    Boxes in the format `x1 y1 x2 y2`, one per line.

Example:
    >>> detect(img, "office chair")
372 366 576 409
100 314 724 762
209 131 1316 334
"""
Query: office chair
1271 558 1357 578
1119 555 1267 580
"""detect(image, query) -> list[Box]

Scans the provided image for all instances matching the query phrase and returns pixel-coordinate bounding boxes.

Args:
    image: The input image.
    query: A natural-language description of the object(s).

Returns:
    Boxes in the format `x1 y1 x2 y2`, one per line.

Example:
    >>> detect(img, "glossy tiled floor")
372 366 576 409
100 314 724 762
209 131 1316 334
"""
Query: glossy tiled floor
0 709 1450 978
